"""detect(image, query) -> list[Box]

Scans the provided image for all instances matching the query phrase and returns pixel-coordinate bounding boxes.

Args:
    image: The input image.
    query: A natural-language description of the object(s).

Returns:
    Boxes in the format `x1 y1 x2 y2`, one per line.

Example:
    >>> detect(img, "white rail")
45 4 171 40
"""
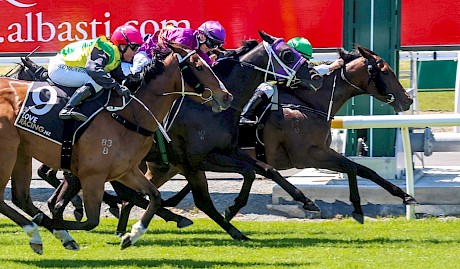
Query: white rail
0 57 51 66
331 114 460 219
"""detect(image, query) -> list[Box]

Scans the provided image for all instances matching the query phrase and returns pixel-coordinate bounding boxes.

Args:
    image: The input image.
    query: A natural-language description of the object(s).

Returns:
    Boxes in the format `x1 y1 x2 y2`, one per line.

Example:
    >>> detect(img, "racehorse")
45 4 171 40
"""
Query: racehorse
109 31 322 236
0 44 232 254
4 56 126 221
118 45 417 229
260 46 417 222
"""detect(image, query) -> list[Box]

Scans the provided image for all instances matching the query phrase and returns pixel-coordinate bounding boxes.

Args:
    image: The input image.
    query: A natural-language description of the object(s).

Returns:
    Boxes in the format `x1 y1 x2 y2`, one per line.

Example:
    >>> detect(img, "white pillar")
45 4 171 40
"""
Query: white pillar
454 51 460 132
401 127 415 220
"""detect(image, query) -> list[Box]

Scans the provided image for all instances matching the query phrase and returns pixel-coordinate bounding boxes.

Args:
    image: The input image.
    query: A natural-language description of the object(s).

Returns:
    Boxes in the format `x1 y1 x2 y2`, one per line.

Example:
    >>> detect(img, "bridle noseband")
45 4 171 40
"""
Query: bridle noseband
340 57 395 104
236 38 307 87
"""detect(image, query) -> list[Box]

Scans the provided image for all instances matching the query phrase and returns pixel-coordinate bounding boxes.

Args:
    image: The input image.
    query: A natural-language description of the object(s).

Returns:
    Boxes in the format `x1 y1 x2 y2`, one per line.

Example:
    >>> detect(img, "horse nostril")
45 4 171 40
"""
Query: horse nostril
225 93 234 103
405 98 413 105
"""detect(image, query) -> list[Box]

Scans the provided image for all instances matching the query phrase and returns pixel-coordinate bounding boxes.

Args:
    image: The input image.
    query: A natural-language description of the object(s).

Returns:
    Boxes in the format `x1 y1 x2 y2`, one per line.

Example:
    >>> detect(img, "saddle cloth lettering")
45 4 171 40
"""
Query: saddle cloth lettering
14 81 109 145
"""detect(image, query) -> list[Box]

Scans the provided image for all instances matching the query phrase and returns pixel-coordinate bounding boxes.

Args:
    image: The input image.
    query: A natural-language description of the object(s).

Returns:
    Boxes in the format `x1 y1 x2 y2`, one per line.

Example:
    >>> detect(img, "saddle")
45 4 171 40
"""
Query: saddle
14 81 111 169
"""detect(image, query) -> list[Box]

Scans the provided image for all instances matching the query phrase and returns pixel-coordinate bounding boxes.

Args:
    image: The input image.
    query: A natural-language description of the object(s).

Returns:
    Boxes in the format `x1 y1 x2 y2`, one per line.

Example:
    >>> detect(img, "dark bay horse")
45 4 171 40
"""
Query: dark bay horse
111 31 321 237
261 46 417 222
0 44 232 254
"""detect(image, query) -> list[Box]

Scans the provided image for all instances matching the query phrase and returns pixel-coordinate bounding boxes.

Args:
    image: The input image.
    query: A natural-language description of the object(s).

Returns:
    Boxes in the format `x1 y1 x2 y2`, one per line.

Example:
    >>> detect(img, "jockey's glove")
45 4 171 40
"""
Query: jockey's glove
114 84 131 99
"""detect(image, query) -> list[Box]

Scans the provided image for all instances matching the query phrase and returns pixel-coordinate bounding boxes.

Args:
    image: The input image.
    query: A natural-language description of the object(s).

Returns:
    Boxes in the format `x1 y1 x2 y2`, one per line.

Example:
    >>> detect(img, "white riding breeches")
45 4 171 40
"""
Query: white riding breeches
255 82 275 98
48 54 103 92
131 51 150 74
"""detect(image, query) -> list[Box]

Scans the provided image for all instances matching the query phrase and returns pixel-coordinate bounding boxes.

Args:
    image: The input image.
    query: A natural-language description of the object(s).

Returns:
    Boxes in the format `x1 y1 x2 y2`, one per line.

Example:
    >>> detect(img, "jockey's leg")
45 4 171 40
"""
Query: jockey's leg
240 90 270 124
59 84 95 121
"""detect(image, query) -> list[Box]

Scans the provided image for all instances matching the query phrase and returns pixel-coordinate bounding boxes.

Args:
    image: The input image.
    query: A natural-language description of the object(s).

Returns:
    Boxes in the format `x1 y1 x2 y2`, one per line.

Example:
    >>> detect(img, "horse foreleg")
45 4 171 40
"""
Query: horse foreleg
49 173 81 219
202 153 256 222
40 167 84 221
309 148 364 223
117 168 161 249
185 168 249 241
355 163 417 204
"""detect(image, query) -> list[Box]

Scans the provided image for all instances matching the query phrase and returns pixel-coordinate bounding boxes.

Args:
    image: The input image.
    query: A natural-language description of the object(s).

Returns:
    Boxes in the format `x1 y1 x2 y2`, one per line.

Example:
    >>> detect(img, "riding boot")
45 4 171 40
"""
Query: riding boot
240 92 269 125
59 84 95 121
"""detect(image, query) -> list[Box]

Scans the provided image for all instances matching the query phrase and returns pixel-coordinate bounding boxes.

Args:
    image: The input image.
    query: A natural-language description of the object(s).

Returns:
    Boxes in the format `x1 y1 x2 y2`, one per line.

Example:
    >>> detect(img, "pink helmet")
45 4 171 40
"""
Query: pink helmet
197 20 226 44
110 24 143 45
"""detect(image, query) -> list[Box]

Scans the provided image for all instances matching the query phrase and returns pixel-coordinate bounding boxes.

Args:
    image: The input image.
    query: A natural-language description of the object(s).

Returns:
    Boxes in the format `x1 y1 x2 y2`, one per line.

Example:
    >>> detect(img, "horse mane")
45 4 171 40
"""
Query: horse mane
142 58 166 84
339 47 363 64
212 39 259 76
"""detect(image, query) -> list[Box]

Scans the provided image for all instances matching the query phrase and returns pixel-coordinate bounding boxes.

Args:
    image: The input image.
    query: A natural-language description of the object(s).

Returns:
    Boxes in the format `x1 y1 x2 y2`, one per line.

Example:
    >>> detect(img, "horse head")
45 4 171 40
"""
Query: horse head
255 31 319 91
167 43 233 112
339 46 413 112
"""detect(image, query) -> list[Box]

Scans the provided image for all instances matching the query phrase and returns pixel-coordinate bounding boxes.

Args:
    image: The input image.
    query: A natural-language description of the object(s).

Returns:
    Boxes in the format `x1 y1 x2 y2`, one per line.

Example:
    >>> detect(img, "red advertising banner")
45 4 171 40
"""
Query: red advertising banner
401 0 460 46
0 0 344 53
5 0 457 54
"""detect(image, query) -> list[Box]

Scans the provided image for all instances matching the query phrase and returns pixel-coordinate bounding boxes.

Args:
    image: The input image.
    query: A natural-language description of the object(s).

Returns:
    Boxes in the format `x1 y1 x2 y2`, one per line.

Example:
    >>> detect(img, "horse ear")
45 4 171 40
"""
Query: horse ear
20 57 27 65
258 30 275 44
338 48 347 59
357 46 368 58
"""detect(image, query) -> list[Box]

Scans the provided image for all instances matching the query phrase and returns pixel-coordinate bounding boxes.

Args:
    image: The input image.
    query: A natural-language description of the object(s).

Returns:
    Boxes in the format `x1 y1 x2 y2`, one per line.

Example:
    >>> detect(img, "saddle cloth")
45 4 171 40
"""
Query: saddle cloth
14 81 110 145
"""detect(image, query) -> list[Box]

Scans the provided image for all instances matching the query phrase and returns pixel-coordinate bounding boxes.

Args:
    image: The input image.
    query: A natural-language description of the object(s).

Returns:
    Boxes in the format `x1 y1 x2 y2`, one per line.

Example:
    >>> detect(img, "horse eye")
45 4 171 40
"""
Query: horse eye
280 50 295 64
196 65 203 71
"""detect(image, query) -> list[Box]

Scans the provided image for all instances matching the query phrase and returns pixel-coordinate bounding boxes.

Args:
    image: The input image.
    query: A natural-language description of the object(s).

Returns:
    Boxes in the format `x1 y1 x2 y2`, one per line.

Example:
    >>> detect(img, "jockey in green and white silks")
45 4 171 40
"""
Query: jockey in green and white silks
240 37 344 125
48 24 143 121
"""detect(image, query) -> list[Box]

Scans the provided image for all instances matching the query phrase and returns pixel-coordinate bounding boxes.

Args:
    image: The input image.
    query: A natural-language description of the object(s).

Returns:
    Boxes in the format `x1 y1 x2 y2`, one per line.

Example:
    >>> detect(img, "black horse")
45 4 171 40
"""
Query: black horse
117 45 417 228
49 31 322 239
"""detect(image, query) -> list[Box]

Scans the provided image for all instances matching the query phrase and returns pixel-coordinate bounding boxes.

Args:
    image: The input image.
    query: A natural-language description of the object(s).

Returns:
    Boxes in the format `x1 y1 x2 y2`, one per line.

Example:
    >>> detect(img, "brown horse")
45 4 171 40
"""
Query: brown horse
260 46 417 222
0 44 232 254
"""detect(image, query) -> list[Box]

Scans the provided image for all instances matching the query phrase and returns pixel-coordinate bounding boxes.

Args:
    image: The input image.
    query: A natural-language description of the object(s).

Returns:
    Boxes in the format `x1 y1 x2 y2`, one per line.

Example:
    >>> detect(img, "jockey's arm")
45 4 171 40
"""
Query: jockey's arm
86 48 119 90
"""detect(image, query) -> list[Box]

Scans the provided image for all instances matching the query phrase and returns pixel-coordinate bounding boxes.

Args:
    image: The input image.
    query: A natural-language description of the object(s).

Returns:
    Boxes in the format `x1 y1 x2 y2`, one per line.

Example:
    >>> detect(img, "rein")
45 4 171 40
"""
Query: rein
107 50 206 142
161 51 214 104
231 40 306 88
283 56 392 122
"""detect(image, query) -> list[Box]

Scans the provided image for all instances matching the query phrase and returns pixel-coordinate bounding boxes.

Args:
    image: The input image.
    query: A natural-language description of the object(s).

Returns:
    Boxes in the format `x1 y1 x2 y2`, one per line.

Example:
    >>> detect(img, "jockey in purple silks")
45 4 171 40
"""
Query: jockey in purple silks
131 20 226 74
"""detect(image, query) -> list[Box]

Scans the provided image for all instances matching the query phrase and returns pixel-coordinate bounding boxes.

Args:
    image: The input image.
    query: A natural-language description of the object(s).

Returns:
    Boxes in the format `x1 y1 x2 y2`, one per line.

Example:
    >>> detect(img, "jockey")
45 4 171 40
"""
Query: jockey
240 37 344 125
130 20 226 74
48 24 143 121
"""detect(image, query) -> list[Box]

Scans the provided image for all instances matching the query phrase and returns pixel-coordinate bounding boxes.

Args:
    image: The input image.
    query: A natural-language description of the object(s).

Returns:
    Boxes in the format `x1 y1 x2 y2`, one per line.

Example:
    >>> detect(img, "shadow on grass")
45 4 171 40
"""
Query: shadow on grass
3 258 313 268
101 234 460 249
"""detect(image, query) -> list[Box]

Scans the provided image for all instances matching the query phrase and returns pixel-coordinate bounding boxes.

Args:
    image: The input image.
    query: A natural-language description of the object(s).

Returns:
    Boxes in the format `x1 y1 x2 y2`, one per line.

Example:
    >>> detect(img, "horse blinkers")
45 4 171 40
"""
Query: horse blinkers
365 57 395 103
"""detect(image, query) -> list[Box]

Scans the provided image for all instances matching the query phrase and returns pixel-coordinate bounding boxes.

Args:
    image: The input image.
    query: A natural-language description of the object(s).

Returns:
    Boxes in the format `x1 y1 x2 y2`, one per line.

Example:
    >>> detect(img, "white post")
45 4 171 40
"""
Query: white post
401 127 415 219
401 127 415 220
454 51 460 133
411 52 419 113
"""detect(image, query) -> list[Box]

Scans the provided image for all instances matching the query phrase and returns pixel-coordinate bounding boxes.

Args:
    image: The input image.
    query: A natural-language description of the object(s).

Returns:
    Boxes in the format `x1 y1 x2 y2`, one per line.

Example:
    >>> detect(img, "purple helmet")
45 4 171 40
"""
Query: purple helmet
197 20 226 44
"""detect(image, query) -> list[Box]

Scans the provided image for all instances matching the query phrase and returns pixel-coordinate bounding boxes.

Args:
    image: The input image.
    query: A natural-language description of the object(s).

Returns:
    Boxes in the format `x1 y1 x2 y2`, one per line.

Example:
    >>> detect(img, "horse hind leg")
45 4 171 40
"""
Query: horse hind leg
12 159 79 250
0 156 43 254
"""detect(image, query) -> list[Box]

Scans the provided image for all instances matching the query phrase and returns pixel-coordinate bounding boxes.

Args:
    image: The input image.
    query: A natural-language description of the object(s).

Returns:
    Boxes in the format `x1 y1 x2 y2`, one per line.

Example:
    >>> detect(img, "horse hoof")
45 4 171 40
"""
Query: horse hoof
63 240 80 251
115 231 125 238
404 196 418 205
177 218 193 228
352 212 365 224
30 243 43 255
109 207 120 219
303 202 320 212
120 235 133 250
240 234 250 241
31 213 44 225
74 209 84 222
229 226 250 241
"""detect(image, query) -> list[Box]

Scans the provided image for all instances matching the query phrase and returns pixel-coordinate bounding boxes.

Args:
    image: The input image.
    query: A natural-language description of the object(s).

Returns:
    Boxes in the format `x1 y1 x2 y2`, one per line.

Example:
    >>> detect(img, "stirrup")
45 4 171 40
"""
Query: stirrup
240 117 257 125
59 109 88 122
